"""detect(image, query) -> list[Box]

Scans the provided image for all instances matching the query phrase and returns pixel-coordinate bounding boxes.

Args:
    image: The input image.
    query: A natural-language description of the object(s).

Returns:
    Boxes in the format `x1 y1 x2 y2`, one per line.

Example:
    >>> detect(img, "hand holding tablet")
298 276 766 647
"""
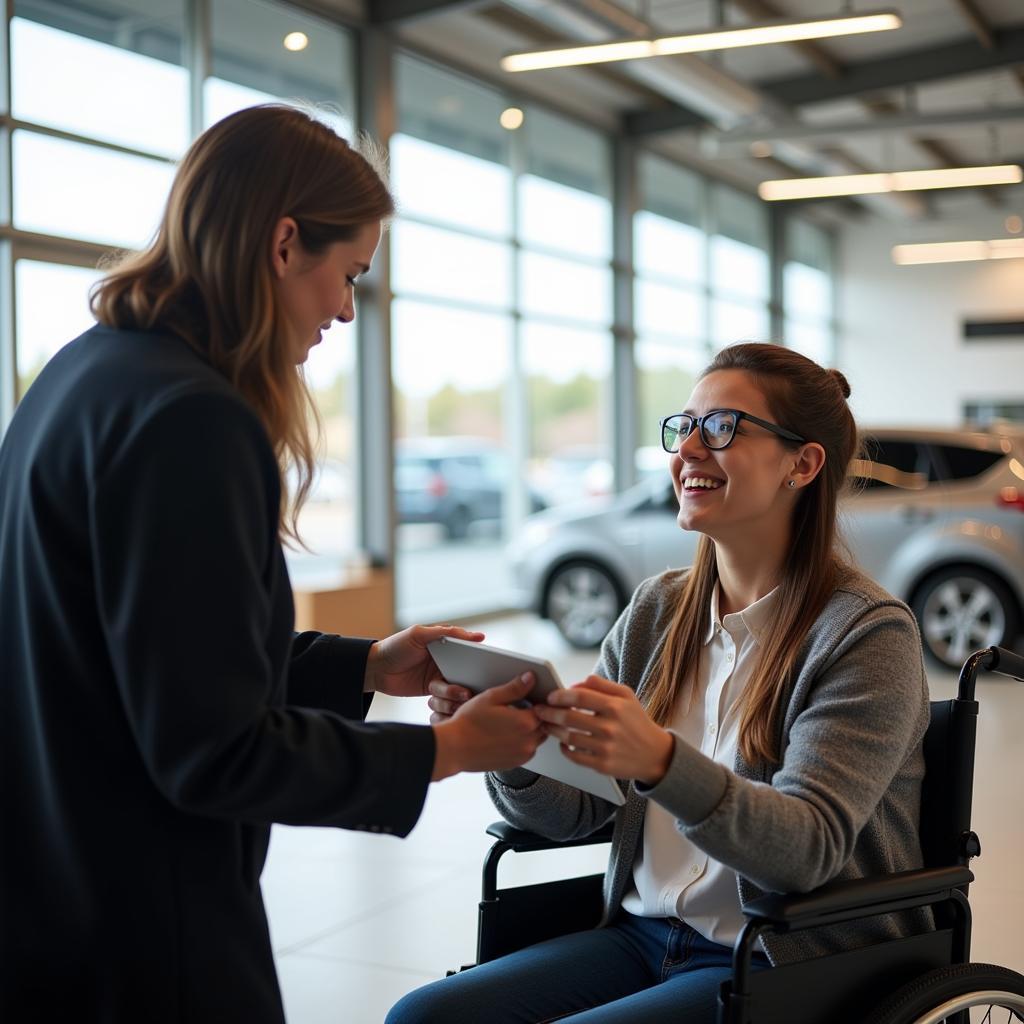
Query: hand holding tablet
428 637 627 806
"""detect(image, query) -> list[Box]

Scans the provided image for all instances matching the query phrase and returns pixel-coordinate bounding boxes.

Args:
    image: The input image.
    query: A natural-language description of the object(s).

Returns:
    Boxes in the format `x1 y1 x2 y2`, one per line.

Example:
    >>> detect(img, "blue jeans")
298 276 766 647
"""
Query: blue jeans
386 912 770 1024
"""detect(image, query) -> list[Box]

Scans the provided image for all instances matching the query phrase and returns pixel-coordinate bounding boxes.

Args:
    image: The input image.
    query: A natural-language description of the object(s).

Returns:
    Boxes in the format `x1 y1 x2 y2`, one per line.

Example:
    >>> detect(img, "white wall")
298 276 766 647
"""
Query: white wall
837 211 1024 427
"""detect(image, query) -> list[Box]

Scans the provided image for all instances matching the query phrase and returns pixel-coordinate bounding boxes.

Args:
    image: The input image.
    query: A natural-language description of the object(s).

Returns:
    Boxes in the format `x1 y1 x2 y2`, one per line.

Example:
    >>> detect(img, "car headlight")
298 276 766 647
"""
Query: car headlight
520 519 555 550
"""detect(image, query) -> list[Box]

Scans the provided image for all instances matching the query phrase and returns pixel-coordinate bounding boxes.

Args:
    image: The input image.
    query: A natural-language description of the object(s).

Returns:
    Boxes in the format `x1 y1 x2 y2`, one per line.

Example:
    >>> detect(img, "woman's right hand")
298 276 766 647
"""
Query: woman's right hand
431 673 544 781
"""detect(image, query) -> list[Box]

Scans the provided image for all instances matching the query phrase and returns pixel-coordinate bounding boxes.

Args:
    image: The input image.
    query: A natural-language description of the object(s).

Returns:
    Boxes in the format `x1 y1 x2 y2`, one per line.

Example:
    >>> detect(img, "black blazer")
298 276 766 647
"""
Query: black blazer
0 326 435 1022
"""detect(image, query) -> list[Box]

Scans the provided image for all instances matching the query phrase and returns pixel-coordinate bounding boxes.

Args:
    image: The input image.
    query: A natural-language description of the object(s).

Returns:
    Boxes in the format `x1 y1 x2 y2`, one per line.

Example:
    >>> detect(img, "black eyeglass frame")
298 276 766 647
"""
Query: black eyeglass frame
659 409 806 453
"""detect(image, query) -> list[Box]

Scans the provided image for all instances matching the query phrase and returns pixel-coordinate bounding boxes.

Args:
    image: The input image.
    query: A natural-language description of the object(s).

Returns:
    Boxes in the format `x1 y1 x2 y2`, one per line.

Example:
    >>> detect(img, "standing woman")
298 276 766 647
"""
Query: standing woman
0 105 542 1022
390 343 931 1023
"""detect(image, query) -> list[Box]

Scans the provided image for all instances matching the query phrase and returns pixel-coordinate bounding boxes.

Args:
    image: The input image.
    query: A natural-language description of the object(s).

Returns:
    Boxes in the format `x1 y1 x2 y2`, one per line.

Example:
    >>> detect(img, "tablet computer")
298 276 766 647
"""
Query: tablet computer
428 636 626 807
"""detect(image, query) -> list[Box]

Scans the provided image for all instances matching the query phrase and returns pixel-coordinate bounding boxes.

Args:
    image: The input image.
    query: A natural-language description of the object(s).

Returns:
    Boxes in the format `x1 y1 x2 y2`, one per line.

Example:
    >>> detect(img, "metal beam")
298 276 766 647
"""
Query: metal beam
763 25 1024 106
626 27 1024 135
948 0 995 49
354 27 397 574
728 0 844 79
610 136 637 494
185 0 210 139
0 0 11 433
706 105 1024 147
624 104 707 136
367 0 491 24
860 97 1003 209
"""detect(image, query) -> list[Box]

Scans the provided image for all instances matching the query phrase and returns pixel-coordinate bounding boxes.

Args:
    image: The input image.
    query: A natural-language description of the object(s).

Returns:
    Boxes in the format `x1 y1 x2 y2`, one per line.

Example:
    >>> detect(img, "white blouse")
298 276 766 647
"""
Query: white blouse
621 583 781 945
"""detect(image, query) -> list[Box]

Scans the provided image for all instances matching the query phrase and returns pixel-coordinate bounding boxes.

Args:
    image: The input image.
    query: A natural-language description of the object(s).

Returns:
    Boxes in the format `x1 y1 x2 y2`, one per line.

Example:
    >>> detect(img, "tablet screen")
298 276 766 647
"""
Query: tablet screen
427 636 562 704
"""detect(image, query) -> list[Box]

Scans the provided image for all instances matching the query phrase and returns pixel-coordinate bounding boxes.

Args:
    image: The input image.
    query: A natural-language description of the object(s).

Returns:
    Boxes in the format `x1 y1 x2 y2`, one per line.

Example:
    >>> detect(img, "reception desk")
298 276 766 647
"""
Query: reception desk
292 566 395 638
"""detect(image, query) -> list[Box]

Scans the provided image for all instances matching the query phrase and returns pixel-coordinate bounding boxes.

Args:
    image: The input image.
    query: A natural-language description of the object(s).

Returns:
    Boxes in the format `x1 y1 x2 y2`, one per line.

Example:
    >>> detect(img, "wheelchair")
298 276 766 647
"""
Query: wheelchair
457 645 1024 1023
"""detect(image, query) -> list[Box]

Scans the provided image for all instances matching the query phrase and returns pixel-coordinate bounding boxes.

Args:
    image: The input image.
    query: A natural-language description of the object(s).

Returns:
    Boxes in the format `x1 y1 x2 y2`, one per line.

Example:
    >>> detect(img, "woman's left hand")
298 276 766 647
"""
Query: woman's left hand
534 675 674 786
365 624 483 701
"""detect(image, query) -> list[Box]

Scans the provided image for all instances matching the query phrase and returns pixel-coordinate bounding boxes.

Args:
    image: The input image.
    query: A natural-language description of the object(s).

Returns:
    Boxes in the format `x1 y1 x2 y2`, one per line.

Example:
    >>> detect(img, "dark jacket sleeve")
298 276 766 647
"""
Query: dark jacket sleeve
89 388 433 836
289 631 375 719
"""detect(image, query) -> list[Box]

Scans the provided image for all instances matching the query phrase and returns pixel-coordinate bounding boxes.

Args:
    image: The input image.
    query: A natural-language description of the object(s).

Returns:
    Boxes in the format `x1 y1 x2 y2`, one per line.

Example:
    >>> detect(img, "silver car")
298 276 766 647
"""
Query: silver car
509 425 1024 669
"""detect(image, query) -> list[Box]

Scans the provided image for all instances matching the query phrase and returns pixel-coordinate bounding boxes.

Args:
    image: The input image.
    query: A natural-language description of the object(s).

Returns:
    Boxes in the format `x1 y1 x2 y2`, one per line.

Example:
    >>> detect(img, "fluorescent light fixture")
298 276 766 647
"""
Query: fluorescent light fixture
892 238 1024 265
500 10 901 72
759 164 1024 201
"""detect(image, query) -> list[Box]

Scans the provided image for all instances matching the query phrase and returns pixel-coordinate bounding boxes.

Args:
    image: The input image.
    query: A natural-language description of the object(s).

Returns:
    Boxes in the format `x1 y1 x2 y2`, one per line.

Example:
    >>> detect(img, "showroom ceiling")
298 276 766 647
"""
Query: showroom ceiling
355 0 1024 223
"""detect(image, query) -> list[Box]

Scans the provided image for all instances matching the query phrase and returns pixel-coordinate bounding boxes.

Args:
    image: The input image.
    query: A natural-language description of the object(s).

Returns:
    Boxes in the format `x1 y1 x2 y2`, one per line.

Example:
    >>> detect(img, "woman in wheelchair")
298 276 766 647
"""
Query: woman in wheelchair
388 342 931 1024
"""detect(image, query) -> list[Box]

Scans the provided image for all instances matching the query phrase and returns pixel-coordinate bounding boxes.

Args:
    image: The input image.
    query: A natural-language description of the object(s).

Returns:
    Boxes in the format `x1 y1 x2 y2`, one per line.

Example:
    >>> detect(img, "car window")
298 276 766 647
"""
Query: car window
479 453 507 483
932 445 1005 482
632 482 677 514
443 456 485 485
853 438 934 490
395 459 435 489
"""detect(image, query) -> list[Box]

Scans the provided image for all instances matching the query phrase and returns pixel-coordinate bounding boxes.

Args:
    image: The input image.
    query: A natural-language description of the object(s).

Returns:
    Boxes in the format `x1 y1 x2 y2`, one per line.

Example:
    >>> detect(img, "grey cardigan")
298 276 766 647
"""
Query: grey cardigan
486 565 931 965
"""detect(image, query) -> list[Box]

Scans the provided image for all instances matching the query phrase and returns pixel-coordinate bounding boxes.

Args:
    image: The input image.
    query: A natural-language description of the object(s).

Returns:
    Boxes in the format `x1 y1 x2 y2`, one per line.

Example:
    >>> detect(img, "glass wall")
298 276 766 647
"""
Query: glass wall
633 155 834 484
634 155 707 474
390 57 615 621
519 107 614 512
784 219 835 364
206 0 355 137
14 261 102 400
11 1 186 249
709 183 771 351
5 0 359 578
390 58 515 619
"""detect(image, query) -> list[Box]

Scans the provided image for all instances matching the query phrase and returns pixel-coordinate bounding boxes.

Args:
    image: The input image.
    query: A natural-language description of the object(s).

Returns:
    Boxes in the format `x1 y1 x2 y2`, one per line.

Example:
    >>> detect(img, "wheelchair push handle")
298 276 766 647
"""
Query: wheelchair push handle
958 645 1024 700
986 645 1024 681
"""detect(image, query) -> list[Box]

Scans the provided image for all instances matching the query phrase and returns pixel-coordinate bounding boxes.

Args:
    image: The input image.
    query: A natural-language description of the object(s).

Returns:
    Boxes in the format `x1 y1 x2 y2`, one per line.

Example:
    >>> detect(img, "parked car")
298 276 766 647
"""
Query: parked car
395 437 545 540
529 445 667 509
509 425 1024 669
530 446 613 509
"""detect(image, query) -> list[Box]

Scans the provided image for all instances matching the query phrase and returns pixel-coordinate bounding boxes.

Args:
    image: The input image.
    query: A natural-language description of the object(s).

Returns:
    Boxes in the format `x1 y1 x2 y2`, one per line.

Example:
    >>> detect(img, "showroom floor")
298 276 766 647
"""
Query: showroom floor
262 612 1024 1024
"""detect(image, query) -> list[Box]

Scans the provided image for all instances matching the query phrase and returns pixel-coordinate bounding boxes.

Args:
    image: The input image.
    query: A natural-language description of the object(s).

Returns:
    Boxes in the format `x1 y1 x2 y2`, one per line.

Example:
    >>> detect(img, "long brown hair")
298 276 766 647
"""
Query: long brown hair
90 104 395 540
644 343 858 765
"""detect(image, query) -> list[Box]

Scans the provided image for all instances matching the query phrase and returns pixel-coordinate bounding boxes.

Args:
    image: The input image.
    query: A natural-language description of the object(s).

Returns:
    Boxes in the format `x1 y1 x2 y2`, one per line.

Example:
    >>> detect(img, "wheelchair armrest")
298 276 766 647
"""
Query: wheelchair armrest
484 820 615 854
742 864 974 929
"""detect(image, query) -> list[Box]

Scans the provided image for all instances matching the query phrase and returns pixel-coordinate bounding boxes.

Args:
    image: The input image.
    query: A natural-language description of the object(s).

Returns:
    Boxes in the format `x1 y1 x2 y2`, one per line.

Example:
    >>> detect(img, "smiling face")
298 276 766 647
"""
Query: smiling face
669 368 802 545
271 219 382 364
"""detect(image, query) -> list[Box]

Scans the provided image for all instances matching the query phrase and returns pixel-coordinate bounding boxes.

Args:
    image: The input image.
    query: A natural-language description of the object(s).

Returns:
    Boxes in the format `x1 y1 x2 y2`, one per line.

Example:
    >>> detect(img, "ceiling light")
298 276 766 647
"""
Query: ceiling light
283 31 308 52
892 238 1024 265
759 164 1023 201
1006 215 1023 234
500 10 901 72
499 107 525 130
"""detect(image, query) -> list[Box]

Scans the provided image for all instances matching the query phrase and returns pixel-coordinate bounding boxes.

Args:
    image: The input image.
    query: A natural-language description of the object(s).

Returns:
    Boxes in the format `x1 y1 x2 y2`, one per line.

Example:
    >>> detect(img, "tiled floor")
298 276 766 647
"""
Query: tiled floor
263 613 1024 1023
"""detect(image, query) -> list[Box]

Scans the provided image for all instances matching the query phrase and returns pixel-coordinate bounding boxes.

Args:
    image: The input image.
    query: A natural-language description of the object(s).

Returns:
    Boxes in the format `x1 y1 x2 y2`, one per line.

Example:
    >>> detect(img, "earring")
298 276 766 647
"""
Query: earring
788 479 796 488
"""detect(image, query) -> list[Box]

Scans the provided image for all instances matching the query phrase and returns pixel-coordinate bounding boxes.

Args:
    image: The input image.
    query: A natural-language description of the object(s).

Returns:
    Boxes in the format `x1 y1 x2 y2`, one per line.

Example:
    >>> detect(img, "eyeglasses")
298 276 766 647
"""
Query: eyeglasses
659 409 805 453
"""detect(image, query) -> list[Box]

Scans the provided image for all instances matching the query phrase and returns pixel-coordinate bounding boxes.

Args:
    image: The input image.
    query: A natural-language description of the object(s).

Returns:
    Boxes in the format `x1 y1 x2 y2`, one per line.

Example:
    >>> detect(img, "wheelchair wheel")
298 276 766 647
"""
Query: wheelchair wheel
864 963 1024 1023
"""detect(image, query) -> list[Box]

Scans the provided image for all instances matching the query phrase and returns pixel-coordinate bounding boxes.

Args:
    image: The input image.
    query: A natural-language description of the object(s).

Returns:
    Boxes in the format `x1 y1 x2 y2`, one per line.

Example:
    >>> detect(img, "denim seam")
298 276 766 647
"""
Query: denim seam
661 919 695 980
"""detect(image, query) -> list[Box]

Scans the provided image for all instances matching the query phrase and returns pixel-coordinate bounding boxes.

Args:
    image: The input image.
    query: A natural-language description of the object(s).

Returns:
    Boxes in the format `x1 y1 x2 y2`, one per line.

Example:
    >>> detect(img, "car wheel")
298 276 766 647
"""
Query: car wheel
910 566 1020 670
544 561 624 649
444 506 471 541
